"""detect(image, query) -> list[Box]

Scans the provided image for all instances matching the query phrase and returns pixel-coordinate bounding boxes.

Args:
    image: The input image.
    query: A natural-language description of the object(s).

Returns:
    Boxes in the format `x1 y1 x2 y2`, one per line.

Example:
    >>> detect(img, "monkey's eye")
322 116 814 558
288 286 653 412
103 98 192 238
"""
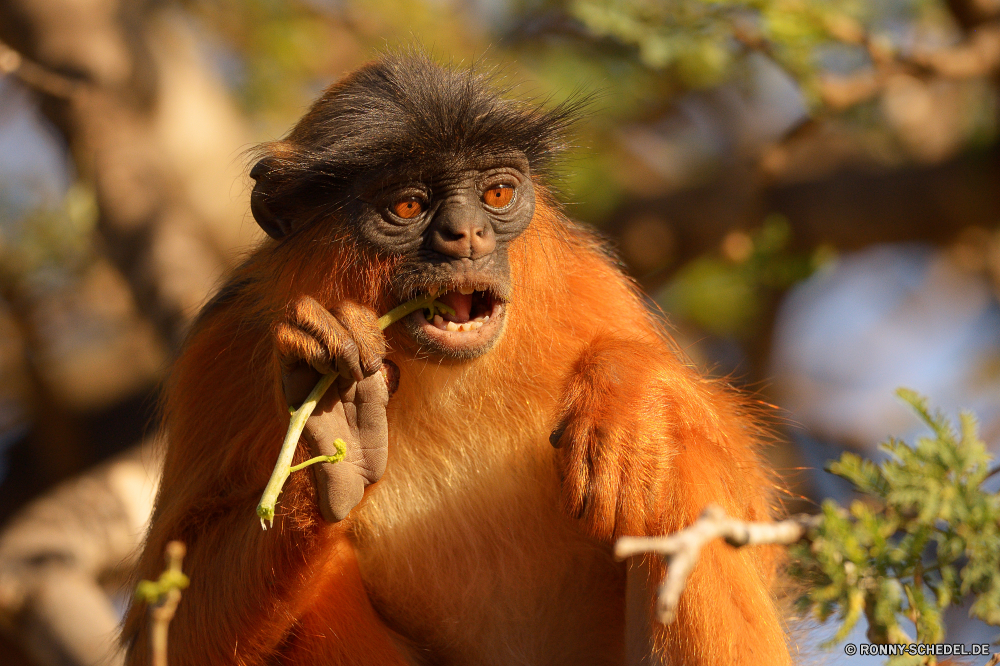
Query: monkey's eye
392 197 426 219
482 184 515 209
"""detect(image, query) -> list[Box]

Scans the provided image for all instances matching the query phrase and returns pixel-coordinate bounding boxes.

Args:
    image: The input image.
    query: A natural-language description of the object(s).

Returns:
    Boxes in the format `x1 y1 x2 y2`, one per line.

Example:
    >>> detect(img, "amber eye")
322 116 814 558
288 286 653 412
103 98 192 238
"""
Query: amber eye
392 197 425 219
482 184 515 209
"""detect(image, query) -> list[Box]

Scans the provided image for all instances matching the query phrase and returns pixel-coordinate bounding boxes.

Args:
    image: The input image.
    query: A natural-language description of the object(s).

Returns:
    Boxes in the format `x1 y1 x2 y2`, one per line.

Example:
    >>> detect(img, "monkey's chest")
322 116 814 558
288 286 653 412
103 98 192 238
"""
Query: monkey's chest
349 430 626 665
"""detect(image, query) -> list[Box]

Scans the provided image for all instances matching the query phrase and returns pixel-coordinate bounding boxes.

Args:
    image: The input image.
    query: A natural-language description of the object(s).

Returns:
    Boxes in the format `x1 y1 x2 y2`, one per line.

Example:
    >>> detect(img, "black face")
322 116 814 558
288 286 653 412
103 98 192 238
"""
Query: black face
248 53 581 360
352 154 535 359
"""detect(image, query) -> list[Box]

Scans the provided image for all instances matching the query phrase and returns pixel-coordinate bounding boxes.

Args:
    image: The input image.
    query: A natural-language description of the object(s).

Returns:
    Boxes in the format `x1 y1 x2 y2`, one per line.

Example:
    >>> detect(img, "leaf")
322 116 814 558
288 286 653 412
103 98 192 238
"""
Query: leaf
789 390 1000 656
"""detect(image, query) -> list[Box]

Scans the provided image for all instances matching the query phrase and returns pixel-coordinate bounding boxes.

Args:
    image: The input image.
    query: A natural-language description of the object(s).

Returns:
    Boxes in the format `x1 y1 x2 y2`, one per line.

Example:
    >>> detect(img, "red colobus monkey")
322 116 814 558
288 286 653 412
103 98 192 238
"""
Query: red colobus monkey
123 53 791 666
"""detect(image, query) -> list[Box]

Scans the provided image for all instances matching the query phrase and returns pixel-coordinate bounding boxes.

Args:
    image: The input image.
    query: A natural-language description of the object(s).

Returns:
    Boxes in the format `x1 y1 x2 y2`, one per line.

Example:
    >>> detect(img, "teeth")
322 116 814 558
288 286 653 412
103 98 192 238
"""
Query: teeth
430 317 485 332
429 311 489 333
458 285 475 295
428 284 440 297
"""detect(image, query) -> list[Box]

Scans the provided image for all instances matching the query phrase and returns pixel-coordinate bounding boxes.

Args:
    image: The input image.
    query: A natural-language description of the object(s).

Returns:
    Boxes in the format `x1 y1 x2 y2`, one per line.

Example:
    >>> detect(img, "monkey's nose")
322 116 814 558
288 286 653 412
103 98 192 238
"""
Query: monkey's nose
429 215 496 260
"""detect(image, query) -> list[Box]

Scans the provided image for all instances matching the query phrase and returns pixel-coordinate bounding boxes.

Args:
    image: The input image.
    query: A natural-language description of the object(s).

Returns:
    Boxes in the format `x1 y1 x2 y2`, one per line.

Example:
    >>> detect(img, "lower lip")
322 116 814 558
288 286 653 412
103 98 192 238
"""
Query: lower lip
411 301 505 349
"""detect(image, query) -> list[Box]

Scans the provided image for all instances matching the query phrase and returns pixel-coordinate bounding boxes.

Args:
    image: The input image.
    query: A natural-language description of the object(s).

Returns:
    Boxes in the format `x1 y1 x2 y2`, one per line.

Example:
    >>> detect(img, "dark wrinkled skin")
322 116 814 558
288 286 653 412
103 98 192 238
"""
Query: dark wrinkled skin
282 365 390 523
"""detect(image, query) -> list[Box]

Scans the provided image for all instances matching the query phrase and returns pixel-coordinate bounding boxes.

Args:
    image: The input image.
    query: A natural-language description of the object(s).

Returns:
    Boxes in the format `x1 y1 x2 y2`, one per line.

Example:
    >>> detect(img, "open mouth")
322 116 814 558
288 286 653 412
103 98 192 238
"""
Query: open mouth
405 284 506 357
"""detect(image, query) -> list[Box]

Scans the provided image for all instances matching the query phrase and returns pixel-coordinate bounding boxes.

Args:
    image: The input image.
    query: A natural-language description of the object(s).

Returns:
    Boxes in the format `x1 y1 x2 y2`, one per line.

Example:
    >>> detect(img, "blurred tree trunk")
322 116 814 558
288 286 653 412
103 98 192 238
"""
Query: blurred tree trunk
0 443 162 666
0 0 257 537
0 0 258 350
0 4 257 664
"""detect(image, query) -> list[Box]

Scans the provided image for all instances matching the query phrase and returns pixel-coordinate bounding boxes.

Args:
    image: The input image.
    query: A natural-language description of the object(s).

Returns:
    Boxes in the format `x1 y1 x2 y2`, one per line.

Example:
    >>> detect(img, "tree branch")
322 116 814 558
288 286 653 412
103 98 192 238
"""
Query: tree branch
614 505 821 624
0 39 82 100
818 22 1000 108
732 15 1000 110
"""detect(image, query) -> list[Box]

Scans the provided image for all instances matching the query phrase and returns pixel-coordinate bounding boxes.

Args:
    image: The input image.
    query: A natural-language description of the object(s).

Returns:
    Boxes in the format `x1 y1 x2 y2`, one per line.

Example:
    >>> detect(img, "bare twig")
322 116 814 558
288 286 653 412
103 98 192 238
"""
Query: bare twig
818 23 1000 109
614 505 820 624
136 541 188 666
983 653 1000 666
0 39 82 99
732 14 1000 111
911 25 1000 78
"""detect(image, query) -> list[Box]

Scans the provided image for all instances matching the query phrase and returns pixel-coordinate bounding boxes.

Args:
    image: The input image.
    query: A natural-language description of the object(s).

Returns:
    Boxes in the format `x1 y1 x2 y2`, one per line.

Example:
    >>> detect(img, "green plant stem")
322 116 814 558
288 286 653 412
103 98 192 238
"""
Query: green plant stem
289 445 347 474
256 294 451 528
135 541 188 666
376 294 451 329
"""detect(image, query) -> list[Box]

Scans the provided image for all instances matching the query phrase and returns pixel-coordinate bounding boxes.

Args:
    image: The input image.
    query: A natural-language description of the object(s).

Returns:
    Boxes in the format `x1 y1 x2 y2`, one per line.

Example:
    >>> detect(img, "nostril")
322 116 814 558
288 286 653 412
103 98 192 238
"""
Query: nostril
429 211 496 259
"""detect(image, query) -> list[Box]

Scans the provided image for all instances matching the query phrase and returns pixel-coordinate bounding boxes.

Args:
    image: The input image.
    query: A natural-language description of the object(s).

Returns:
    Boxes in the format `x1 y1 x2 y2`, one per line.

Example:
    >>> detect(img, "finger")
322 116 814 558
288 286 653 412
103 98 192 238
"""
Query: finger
299 388 363 523
556 419 592 520
332 303 385 376
327 374 388 479
338 363 398 399
289 297 363 382
275 322 334 376
281 361 323 408
582 429 621 531
302 377 388 523
302 399 350 460
352 374 390 482
549 419 568 448
313 463 366 523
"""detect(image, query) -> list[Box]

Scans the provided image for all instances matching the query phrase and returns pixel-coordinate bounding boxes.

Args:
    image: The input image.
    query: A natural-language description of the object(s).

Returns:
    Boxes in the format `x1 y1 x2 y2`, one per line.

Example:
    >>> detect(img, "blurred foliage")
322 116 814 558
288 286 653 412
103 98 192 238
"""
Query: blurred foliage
570 0 747 88
656 215 833 338
187 0 490 133
789 389 1000 664
565 0 956 100
0 185 97 290
177 0 997 229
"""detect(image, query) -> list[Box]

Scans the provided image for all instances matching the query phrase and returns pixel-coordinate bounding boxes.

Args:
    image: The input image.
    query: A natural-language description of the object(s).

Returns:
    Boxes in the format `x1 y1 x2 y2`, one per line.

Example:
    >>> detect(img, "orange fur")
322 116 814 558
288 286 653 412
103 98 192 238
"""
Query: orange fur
123 192 790 665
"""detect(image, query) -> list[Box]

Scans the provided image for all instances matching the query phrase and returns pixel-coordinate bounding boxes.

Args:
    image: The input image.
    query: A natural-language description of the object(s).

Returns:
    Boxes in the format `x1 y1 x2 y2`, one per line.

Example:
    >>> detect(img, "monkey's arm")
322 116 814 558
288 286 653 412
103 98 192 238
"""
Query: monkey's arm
123 299 407 666
552 333 791 666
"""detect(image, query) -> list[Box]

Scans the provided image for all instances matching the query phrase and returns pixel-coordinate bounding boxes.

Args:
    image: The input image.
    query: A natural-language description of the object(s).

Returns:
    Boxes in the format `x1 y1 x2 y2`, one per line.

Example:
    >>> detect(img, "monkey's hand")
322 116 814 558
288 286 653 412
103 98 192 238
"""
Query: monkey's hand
275 296 386 382
275 296 391 522
550 336 664 542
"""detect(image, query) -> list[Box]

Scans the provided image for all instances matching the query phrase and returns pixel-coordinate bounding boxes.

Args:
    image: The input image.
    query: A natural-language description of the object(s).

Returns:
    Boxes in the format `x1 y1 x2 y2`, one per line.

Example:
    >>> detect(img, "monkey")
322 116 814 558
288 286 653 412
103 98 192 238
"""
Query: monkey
122 53 791 666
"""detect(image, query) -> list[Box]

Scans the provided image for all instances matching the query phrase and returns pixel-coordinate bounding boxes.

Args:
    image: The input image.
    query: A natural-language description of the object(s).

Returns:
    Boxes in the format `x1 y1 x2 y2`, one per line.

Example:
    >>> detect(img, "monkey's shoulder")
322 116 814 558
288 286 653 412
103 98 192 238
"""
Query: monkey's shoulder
193 276 253 329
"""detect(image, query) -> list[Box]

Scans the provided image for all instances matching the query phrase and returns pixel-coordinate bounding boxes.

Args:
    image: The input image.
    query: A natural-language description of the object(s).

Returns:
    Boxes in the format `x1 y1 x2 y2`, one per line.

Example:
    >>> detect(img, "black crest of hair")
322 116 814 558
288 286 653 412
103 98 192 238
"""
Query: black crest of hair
249 51 587 237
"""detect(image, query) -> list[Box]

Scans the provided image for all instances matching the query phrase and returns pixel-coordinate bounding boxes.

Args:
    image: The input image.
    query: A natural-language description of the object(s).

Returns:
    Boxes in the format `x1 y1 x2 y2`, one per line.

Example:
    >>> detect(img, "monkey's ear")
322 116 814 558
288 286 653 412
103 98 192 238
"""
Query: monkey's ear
250 158 294 239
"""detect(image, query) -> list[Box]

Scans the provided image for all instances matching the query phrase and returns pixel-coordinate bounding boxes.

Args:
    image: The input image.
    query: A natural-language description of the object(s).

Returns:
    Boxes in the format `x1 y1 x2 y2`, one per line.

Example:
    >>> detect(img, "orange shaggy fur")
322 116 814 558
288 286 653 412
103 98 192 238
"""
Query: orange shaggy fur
122 191 791 665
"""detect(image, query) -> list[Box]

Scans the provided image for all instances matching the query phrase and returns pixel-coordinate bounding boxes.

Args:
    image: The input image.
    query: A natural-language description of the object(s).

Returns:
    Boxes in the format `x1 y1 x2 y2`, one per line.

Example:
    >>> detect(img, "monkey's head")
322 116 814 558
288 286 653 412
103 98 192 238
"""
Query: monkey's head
249 53 580 360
